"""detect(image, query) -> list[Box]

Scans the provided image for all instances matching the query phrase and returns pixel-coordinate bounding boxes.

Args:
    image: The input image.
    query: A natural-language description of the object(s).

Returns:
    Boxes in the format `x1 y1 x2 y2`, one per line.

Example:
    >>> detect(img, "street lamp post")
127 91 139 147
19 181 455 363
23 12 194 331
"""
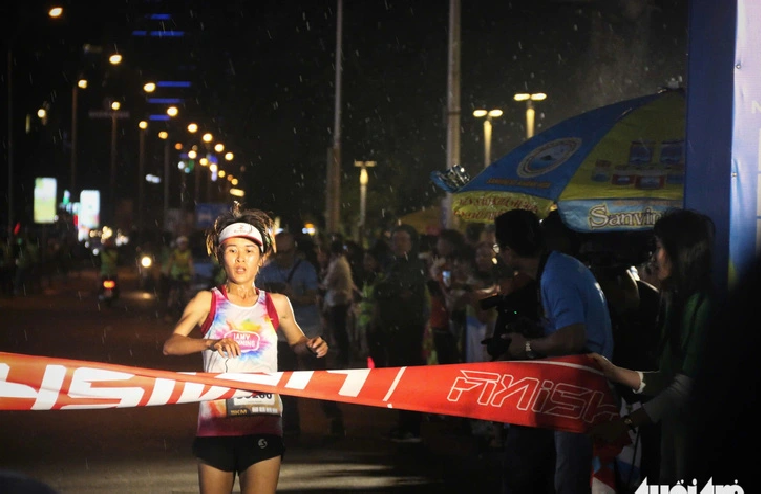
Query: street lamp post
109 102 120 221
70 78 87 203
138 121 147 234
513 92 547 140
201 133 213 203
472 109 503 169
158 131 170 230
354 160 376 244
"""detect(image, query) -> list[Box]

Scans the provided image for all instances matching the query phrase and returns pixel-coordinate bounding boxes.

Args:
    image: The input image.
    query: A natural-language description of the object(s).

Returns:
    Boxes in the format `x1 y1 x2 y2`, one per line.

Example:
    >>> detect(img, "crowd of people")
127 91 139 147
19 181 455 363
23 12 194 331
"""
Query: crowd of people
0 199 711 493
0 233 88 297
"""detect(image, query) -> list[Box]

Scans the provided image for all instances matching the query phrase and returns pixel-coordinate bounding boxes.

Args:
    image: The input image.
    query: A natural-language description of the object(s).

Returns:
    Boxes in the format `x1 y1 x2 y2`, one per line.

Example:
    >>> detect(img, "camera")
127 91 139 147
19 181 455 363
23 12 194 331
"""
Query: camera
480 280 543 360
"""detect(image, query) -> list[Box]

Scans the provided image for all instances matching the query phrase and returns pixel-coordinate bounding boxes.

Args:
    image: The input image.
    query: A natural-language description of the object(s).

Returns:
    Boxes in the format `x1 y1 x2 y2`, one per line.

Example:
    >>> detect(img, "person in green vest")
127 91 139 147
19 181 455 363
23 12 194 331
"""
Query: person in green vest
99 236 120 298
164 236 195 320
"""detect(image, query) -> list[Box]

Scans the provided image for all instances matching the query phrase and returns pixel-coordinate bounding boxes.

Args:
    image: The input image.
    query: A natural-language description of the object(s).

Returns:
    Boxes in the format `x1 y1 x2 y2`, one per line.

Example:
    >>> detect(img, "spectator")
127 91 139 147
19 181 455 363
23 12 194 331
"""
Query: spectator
0 237 15 297
374 224 429 443
257 232 344 437
590 208 715 486
495 208 614 494
357 248 385 367
321 240 354 368
429 229 468 365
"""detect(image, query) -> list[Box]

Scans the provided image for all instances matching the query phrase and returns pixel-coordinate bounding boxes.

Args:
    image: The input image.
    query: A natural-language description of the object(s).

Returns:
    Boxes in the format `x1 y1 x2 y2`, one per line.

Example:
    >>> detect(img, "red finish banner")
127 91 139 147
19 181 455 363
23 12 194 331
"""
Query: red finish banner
0 352 618 432
0 351 623 492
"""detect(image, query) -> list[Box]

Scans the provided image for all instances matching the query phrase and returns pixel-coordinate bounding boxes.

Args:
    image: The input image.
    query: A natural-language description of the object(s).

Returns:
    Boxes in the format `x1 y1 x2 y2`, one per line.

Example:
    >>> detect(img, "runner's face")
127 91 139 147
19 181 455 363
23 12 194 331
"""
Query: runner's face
221 237 261 284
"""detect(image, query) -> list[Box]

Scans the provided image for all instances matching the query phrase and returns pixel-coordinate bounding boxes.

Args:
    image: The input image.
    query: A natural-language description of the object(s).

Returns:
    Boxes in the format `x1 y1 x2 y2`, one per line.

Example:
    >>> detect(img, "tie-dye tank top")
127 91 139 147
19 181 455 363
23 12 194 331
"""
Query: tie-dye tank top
196 286 282 437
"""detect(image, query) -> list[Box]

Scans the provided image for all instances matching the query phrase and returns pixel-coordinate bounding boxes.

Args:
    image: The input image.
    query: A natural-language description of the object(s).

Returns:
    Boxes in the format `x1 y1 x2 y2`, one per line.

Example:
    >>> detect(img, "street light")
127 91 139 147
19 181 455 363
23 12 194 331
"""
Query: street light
143 82 156 93
167 106 178 117
108 54 122 65
513 92 547 139
354 160 376 244
472 109 503 169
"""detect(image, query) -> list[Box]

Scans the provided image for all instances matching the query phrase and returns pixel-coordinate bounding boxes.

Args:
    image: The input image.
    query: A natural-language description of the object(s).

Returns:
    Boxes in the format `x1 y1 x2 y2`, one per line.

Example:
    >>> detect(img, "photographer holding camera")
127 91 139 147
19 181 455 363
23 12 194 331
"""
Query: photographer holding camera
494 209 613 494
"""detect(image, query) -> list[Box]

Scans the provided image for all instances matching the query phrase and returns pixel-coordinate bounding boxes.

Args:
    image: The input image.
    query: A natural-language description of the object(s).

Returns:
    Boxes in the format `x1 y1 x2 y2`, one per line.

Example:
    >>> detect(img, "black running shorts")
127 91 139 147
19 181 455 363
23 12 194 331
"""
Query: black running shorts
192 434 285 473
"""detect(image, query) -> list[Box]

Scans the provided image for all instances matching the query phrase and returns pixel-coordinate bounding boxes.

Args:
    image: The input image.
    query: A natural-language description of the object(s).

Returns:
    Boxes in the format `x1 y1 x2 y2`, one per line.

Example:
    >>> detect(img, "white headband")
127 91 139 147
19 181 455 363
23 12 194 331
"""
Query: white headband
218 223 264 251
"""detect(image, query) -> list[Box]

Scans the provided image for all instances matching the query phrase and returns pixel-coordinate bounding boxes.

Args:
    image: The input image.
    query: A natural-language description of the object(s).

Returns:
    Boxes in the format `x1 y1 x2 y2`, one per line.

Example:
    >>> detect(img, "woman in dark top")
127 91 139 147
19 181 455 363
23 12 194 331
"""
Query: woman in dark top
590 208 715 485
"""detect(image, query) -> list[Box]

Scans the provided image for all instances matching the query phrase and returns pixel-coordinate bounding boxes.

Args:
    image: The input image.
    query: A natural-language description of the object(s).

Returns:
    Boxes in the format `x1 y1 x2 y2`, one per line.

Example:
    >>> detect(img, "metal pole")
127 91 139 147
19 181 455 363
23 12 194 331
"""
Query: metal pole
483 118 492 169
138 128 145 233
70 85 79 203
110 111 117 223
7 47 13 236
206 154 212 203
163 139 170 230
443 0 461 229
329 0 343 235
526 100 535 139
359 173 367 227
194 160 200 206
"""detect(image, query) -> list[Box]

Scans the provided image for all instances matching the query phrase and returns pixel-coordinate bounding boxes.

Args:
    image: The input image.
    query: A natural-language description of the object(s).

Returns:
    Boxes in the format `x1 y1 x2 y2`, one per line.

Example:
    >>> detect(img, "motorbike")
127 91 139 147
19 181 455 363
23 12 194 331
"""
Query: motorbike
99 275 119 307
137 250 157 291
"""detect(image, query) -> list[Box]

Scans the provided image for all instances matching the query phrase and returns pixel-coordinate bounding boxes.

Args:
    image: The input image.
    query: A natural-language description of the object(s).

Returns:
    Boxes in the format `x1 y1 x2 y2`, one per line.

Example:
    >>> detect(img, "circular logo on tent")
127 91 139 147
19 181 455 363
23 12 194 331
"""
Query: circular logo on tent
517 138 581 178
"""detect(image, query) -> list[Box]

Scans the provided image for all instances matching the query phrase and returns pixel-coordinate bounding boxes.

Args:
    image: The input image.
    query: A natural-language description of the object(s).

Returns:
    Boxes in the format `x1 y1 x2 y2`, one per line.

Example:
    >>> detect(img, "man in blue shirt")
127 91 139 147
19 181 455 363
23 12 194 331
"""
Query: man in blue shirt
258 232 343 436
494 208 613 494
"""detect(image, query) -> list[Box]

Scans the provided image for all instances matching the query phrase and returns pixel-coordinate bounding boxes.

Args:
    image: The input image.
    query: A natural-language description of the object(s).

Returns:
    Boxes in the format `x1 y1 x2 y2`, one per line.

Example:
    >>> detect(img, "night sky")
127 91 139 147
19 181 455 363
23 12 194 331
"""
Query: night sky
2 0 688 235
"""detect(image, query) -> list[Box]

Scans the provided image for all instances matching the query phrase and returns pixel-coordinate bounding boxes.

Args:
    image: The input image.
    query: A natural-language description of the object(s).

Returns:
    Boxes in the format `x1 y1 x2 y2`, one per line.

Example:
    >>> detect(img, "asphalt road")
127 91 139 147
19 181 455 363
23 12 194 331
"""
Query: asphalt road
0 266 502 493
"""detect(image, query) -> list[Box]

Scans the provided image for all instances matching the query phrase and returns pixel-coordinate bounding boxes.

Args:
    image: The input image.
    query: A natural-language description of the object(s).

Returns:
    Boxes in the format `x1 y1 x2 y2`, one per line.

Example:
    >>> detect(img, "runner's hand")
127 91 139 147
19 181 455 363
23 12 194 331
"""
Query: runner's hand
306 337 328 358
209 338 240 358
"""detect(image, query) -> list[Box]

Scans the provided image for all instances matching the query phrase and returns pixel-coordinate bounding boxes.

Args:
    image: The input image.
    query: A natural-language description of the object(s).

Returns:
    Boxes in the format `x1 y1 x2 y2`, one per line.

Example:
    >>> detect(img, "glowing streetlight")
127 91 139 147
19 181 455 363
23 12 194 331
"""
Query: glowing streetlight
513 92 547 139
37 108 46 119
202 133 213 143
187 123 198 133
225 152 234 161
214 143 224 152
158 131 168 140
354 160 376 233
167 106 178 117
77 79 87 89
109 54 122 65
143 82 156 93
472 109 503 169
111 101 121 111
48 7 63 18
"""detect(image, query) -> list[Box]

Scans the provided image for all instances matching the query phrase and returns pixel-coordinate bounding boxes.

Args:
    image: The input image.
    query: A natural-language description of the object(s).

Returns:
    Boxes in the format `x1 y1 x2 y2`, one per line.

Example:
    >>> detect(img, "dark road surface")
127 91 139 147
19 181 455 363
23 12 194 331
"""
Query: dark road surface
0 267 502 493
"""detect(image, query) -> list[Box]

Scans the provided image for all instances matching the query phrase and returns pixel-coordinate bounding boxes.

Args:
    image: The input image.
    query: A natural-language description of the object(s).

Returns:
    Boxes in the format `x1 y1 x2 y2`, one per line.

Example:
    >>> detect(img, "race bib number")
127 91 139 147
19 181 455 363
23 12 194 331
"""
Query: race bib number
225 392 282 417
